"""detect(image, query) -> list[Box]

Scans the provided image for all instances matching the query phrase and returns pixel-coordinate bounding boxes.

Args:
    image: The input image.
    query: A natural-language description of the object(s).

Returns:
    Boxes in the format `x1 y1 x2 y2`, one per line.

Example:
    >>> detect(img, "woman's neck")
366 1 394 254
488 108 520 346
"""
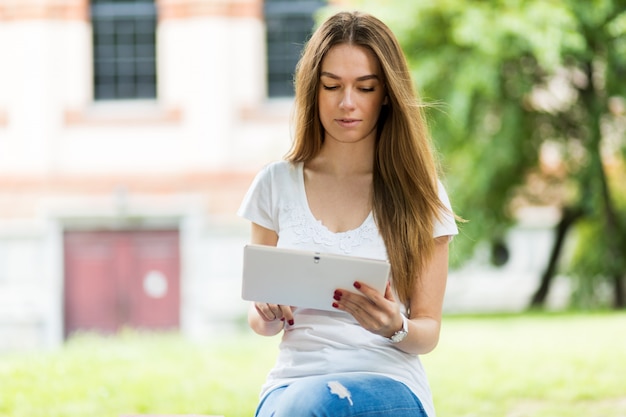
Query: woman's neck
312 140 374 177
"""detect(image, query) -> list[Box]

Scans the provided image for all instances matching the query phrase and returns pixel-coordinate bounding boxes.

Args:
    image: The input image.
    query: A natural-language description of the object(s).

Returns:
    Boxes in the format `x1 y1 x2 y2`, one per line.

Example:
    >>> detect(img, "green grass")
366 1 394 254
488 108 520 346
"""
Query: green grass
426 312 626 417
1 313 625 417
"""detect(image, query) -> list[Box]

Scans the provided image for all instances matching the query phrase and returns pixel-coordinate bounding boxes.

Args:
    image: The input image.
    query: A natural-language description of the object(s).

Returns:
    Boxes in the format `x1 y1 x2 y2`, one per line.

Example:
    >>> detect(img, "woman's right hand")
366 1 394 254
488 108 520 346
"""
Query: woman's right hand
254 302 295 326
249 302 295 336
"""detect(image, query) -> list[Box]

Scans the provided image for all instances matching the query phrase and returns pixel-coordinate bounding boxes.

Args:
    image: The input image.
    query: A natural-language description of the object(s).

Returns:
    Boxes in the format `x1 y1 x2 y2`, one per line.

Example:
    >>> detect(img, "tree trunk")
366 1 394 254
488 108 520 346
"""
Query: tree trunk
613 274 625 309
529 207 583 309
578 53 626 309
594 118 625 308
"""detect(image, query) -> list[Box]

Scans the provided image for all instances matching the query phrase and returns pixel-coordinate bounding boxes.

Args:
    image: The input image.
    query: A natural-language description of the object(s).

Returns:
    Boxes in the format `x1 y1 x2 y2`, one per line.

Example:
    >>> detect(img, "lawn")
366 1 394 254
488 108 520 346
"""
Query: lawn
425 312 626 417
1 313 625 417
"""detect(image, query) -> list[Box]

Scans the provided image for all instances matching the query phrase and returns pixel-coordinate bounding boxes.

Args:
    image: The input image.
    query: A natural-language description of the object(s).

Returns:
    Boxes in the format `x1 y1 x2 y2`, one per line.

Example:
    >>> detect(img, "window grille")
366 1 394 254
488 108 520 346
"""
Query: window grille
91 0 157 100
264 0 326 97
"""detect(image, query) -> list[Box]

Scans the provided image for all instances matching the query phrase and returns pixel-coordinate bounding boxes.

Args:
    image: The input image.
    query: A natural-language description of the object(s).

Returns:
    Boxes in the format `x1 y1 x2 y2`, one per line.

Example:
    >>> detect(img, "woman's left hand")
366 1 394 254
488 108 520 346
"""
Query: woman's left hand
332 281 404 339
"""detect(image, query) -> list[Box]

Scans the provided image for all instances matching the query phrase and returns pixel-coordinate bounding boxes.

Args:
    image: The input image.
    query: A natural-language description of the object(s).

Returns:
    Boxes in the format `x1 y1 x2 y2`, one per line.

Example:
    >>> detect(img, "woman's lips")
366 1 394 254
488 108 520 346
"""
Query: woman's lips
336 118 361 127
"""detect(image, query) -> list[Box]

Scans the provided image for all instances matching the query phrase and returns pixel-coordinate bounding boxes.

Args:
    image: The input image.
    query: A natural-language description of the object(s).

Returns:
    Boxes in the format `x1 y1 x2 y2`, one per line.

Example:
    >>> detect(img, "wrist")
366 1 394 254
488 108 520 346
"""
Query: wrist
388 314 409 343
255 317 284 336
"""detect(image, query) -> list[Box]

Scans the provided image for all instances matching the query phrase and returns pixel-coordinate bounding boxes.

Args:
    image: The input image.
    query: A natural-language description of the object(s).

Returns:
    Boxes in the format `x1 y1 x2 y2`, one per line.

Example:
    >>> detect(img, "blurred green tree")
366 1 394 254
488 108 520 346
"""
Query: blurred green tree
352 0 626 308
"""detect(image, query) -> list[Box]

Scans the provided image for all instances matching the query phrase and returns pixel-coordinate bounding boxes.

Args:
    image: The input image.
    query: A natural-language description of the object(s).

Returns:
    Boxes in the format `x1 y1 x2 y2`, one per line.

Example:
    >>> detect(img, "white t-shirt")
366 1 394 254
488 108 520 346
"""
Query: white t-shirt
238 160 458 417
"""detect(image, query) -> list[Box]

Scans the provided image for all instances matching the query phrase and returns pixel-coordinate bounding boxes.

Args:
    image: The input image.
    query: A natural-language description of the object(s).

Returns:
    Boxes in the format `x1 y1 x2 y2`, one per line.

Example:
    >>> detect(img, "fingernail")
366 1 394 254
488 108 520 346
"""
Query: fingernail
353 281 361 289
288 319 294 326
334 290 342 297
332 302 339 308
280 318 285 321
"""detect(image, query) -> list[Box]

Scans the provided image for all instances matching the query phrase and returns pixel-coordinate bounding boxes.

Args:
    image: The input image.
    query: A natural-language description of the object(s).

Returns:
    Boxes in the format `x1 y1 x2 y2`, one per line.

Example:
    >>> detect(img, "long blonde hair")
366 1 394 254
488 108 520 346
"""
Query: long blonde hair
286 11 448 310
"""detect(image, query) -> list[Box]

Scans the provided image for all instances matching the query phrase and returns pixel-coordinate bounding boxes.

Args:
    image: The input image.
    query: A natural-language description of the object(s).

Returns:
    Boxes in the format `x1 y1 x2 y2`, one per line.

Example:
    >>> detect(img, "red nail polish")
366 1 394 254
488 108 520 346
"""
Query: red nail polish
332 302 339 308
334 290 342 297
288 319 294 326
353 281 361 289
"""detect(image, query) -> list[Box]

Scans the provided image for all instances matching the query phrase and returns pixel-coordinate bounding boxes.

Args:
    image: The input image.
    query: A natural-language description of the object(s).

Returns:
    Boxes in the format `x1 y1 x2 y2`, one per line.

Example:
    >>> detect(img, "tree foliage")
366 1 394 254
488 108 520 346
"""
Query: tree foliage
350 0 626 307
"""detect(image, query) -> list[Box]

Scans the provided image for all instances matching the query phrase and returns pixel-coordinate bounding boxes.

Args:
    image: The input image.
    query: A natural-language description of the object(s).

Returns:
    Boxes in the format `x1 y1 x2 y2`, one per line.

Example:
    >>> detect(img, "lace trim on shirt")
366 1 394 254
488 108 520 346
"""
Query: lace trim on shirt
281 203 377 254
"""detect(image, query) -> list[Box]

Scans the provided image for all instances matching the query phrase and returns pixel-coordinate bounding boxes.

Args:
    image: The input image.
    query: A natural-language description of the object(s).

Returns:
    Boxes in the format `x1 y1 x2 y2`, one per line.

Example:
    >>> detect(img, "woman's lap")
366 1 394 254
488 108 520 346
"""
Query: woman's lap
255 373 427 417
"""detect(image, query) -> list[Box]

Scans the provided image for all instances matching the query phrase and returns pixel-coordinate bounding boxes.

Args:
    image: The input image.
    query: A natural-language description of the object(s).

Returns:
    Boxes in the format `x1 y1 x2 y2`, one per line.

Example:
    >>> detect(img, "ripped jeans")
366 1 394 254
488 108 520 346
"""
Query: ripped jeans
254 373 428 417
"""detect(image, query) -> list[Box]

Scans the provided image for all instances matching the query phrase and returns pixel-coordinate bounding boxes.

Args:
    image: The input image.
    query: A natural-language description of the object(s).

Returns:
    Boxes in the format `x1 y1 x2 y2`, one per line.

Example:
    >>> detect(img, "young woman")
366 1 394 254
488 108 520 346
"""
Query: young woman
238 11 459 417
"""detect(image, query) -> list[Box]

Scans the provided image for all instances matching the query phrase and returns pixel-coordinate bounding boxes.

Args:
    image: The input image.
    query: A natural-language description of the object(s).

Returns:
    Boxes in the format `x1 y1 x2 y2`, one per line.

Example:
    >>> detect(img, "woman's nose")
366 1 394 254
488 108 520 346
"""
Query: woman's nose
339 89 356 110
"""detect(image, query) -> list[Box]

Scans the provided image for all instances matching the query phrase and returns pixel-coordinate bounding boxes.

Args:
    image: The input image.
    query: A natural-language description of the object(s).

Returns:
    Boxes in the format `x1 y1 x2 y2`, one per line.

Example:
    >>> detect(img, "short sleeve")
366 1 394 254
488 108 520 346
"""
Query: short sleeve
434 180 459 238
237 164 277 231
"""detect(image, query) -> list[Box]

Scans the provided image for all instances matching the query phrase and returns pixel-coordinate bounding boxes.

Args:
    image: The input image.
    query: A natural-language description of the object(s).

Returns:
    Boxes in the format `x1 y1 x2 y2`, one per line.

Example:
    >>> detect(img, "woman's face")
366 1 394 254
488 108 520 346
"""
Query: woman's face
318 43 387 147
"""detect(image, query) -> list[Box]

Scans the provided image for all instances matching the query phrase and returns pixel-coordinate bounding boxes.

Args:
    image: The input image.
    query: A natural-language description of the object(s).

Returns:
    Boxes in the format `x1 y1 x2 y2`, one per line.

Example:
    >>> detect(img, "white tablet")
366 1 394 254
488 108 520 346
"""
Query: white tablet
241 244 390 311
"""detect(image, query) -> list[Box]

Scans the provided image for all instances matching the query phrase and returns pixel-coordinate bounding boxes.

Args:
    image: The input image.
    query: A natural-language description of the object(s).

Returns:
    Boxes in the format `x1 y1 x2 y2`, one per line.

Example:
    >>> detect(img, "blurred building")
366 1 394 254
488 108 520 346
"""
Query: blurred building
0 0 328 350
0 0 572 351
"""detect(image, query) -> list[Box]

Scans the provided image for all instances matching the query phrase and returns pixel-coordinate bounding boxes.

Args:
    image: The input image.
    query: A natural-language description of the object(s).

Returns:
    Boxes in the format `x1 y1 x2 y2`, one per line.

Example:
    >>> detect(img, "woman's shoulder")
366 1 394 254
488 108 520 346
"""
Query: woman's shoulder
435 178 453 209
259 160 301 182
264 159 293 172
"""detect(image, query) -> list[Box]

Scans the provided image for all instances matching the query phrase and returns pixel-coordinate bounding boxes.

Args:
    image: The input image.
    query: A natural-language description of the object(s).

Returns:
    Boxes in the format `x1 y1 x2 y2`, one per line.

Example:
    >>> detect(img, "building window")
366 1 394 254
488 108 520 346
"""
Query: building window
264 0 326 97
91 0 157 100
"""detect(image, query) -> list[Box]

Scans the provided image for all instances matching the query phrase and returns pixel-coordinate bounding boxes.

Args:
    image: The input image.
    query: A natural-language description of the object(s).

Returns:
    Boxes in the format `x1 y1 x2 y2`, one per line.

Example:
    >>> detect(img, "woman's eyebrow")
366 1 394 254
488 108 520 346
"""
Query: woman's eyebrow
320 71 380 81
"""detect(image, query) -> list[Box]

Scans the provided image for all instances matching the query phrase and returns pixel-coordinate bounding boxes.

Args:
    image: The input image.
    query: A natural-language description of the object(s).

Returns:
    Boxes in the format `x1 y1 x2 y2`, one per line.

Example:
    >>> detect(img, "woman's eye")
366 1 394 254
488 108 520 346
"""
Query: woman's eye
360 87 375 92
323 85 339 90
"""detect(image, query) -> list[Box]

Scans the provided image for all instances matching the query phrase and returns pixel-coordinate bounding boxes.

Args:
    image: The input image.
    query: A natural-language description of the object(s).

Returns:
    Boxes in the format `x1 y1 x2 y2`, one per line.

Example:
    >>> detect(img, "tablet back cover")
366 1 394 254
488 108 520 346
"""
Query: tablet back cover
242 244 390 311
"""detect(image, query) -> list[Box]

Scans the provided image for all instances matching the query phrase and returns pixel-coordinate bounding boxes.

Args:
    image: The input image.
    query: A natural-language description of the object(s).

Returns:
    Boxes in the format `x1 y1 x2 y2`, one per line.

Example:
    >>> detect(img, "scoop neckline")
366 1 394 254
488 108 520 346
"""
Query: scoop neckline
296 162 373 235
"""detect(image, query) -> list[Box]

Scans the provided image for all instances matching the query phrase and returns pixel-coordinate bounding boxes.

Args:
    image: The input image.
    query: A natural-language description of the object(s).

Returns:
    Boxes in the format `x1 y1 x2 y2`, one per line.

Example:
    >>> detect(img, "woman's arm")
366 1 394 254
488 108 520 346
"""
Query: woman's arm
246 222 294 336
393 235 450 354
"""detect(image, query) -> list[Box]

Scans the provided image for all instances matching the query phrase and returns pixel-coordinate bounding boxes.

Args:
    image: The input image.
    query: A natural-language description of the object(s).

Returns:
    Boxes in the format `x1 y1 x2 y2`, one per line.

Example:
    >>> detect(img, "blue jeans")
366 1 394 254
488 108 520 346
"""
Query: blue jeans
254 373 428 417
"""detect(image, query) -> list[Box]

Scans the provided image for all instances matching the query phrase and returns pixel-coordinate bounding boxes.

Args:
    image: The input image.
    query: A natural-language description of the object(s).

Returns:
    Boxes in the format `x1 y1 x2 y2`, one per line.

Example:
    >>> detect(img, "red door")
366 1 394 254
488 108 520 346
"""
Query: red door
63 230 180 337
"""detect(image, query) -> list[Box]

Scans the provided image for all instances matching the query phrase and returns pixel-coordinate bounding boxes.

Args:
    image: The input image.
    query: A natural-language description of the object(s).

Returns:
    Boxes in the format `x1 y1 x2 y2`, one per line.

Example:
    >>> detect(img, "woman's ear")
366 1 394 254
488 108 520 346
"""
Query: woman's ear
383 95 389 105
